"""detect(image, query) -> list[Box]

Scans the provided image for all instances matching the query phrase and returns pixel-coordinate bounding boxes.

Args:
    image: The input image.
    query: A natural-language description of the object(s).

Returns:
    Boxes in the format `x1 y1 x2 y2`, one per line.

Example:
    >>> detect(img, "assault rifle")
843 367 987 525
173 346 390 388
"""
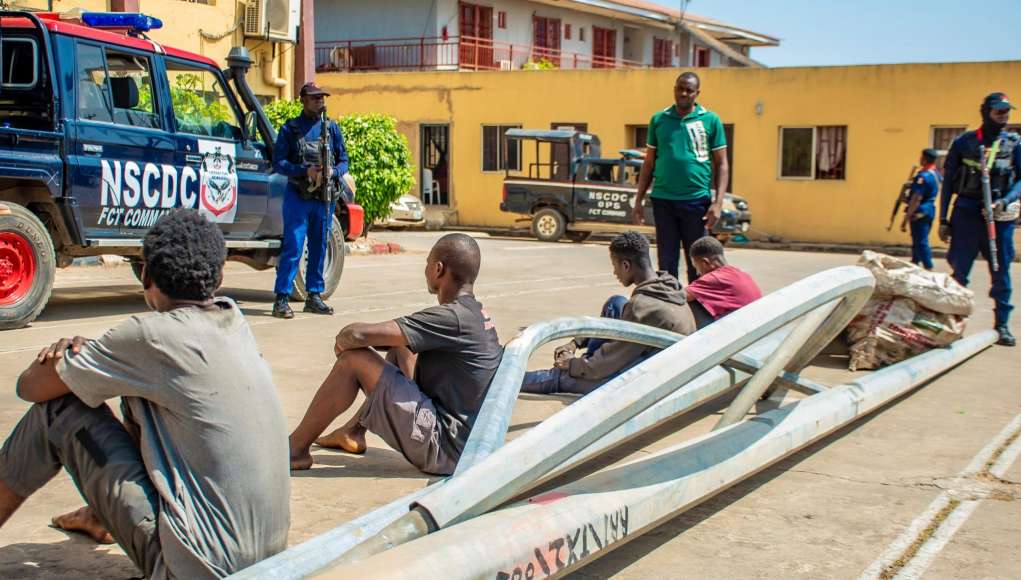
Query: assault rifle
306 109 336 203
886 165 917 231
979 144 999 272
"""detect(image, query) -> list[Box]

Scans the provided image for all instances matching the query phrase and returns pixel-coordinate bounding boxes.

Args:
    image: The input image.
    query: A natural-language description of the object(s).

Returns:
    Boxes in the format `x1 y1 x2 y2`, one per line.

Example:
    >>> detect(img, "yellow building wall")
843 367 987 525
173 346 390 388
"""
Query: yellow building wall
319 61 1021 246
17 0 294 99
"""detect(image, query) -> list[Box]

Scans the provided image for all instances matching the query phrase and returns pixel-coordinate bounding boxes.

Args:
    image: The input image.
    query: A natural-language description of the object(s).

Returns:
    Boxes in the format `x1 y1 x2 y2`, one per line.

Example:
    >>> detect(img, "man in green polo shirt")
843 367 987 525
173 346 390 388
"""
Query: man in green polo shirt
632 71 729 282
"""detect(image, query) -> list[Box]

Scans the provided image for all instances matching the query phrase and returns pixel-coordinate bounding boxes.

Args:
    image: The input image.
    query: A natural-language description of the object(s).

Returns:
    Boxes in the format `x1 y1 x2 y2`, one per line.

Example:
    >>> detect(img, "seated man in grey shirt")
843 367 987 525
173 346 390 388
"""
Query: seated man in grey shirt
289 233 503 476
0 210 290 579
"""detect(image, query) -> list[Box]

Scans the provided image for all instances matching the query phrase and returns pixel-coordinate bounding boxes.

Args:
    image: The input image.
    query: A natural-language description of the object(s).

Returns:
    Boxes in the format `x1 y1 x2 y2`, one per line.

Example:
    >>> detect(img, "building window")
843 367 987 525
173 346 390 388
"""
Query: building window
482 124 521 172
931 126 966 153
930 126 966 170
627 124 649 149
693 45 710 67
593 26 616 68
564 23 572 40
653 38 672 67
815 126 846 180
779 126 847 180
724 123 735 190
579 27 585 42
497 11 506 29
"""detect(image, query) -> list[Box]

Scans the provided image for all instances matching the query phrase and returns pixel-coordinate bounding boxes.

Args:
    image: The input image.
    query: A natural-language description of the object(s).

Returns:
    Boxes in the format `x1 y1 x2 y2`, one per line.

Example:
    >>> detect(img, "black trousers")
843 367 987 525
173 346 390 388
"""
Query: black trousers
652 196 710 283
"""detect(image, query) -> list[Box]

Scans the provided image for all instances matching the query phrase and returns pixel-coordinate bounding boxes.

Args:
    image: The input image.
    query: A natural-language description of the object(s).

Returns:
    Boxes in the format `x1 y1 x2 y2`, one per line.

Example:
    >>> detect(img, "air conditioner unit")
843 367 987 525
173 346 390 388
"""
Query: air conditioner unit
243 0 265 37
244 0 299 43
498 59 513 70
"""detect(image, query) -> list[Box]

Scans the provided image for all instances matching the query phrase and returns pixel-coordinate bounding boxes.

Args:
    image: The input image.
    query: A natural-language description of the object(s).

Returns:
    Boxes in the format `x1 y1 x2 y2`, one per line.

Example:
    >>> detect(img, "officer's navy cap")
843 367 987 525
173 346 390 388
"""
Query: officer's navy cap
299 82 330 97
983 92 1015 110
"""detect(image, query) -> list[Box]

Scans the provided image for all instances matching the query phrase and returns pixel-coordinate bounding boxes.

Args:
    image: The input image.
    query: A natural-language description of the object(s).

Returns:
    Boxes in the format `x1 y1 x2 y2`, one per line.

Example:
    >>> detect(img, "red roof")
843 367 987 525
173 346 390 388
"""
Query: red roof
1 12 219 69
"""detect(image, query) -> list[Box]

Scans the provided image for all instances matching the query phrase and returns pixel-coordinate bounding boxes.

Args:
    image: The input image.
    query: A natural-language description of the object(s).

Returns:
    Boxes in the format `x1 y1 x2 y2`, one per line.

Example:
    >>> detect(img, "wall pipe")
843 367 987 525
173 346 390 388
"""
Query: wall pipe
321 330 998 579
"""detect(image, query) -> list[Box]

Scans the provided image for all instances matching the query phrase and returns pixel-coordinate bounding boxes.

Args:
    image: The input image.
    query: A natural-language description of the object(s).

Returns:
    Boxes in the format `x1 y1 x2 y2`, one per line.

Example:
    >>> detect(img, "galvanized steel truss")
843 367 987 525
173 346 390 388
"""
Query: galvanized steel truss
234 266 995 579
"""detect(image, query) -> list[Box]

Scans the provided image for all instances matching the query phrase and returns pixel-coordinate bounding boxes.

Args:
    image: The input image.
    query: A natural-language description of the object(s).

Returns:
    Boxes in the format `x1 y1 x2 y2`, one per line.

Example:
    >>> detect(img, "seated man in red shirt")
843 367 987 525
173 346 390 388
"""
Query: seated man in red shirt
685 236 762 328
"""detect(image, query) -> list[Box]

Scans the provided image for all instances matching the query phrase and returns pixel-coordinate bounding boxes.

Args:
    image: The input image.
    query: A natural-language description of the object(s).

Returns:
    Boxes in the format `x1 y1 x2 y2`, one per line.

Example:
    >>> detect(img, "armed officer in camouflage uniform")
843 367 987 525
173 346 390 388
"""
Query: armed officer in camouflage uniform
271 82 349 319
939 92 1021 346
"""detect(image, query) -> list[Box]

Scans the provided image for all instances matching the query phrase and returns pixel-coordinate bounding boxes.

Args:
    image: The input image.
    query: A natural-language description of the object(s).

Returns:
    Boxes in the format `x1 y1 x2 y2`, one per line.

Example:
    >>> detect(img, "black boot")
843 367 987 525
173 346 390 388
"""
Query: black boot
996 325 1016 347
304 293 334 315
272 294 294 319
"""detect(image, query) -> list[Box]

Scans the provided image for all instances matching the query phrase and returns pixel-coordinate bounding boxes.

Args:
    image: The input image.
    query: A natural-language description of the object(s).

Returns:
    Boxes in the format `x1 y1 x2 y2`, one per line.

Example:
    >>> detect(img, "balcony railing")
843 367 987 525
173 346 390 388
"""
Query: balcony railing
314 35 647 73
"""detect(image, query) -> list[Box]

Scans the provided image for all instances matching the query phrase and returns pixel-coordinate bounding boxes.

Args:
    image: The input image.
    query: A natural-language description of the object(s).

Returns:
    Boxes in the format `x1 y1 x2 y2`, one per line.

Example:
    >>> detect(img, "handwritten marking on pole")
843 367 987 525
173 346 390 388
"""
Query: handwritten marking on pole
496 506 629 579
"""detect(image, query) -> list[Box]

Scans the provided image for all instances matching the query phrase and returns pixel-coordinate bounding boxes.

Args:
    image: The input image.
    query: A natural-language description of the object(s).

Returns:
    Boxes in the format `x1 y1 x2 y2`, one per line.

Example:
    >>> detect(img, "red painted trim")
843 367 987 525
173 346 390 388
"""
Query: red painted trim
2 15 218 68
163 47 219 68
344 204 365 241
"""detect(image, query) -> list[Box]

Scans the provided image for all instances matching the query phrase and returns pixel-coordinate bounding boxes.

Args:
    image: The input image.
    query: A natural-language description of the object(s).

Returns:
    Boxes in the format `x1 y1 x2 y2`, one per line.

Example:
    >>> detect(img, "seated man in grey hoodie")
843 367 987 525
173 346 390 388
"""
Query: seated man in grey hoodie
522 231 696 396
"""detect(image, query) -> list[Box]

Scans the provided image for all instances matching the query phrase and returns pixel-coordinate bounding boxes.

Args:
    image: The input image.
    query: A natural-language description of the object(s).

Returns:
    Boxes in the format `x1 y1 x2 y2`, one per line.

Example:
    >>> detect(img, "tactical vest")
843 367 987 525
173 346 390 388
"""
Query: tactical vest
956 132 1019 200
285 122 328 199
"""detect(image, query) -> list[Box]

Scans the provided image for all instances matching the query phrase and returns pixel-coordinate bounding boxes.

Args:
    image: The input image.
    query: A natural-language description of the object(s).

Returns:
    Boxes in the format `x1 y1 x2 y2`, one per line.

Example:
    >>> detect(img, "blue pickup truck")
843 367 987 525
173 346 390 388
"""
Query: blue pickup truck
0 11 363 329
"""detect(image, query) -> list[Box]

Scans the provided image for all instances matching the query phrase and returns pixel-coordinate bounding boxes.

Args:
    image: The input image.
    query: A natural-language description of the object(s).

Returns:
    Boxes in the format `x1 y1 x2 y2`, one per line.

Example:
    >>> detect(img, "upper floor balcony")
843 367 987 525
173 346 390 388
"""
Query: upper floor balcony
314 35 649 73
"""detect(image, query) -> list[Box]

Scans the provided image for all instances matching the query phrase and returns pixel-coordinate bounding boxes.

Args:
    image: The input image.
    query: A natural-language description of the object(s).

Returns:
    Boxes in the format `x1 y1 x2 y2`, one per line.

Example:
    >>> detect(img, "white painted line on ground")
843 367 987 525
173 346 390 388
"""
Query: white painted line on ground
990 427 1021 474
859 413 1021 580
894 501 981 579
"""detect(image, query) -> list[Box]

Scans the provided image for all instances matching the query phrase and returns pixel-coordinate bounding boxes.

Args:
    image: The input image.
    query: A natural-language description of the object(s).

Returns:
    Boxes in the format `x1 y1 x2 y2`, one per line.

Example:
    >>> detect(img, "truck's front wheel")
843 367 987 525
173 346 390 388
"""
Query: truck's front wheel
291 214 346 301
0 203 56 330
532 208 566 242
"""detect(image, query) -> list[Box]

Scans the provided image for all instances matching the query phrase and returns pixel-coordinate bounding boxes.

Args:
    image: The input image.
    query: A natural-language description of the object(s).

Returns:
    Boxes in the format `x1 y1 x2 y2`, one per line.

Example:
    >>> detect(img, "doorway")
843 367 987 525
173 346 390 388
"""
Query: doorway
459 2 493 70
724 123 734 192
420 124 450 205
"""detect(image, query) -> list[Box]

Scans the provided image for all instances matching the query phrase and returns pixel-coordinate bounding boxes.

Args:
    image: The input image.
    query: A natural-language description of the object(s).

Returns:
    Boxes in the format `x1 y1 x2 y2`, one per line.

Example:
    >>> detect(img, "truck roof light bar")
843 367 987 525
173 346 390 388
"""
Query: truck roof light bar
74 12 163 33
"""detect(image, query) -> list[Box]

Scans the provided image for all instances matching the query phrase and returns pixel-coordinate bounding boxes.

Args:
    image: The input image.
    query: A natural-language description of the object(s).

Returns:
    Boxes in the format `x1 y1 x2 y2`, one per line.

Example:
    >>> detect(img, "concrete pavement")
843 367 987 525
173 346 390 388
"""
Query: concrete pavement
0 231 1017 579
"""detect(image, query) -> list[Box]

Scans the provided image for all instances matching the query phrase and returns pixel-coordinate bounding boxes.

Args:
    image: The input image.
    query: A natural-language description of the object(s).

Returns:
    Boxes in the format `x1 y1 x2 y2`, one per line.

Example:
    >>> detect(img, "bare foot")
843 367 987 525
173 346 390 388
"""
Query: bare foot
315 427 367 454
51 506 115 544
289 450 313 471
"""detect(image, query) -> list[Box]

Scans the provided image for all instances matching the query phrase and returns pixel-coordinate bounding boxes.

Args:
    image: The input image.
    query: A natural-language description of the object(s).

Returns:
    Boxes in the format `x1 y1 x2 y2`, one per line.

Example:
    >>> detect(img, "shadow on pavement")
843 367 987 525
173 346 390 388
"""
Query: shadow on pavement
0 537 137 579
34 291 147 325
292 447 424 479
563 398 894 579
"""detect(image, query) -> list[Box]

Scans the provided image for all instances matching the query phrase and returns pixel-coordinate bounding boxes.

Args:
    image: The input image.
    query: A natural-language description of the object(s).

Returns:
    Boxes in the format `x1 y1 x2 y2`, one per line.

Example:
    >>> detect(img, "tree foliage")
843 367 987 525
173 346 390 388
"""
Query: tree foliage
267 101 415 226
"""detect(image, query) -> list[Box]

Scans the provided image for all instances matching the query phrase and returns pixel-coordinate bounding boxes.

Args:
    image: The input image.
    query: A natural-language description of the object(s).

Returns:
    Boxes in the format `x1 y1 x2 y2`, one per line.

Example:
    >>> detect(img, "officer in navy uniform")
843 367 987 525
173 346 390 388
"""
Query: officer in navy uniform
900 148 942 270
271 82 349 319
939 92 1021 346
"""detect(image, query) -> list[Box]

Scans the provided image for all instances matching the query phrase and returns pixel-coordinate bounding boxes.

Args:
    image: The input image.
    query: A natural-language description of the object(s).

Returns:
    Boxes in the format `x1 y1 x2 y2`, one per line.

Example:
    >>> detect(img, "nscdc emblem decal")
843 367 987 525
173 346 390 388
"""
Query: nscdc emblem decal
198 140 239 223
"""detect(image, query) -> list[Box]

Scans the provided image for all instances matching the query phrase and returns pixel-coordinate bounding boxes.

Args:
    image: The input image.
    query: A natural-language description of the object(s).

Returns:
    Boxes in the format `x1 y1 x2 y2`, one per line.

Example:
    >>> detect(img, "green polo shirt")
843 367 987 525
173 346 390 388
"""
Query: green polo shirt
647 103 727 201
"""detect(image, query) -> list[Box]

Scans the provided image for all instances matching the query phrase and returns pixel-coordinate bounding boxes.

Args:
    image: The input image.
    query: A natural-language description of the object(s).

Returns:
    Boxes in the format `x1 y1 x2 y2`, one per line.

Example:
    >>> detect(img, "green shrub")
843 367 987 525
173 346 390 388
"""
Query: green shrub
338 113 416 227
522 58 558 70
263 99 303 131
265 101 415 227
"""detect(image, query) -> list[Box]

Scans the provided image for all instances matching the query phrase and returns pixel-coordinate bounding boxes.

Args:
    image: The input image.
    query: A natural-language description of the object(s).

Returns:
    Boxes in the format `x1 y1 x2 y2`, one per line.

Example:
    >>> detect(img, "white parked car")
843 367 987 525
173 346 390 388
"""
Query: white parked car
376 194 426 228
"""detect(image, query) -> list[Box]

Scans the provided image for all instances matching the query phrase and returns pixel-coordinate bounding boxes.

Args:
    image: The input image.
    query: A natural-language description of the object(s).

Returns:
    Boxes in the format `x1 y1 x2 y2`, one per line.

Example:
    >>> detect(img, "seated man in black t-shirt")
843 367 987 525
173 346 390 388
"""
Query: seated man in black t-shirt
288 233 503 475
